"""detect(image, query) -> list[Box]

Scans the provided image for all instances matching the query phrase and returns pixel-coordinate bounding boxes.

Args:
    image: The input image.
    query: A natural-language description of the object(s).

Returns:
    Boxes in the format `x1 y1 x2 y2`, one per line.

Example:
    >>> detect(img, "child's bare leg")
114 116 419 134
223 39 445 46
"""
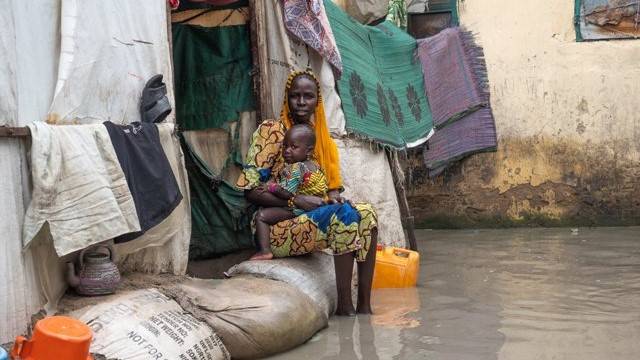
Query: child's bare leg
252 207 296 260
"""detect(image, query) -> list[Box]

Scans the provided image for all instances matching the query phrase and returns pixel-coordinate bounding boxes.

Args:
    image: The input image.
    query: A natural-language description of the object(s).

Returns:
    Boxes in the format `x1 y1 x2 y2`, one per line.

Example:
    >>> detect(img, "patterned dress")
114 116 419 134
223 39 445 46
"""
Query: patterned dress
237 119 377 261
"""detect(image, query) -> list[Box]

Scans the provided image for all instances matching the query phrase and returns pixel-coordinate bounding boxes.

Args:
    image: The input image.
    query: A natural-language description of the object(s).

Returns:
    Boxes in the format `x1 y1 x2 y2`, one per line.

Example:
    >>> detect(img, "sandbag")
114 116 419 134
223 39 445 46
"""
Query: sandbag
167 277 327 359
226 252 337 318
73 289 229 360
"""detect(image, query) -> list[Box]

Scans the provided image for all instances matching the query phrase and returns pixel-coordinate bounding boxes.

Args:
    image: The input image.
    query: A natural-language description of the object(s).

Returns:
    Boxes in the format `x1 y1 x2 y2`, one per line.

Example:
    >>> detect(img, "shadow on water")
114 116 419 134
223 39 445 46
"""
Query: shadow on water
269 227 640 360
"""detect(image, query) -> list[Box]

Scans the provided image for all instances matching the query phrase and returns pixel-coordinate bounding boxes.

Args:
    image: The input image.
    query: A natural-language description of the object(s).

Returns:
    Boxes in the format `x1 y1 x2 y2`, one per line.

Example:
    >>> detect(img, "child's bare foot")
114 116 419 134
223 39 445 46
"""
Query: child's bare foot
249 252 274 261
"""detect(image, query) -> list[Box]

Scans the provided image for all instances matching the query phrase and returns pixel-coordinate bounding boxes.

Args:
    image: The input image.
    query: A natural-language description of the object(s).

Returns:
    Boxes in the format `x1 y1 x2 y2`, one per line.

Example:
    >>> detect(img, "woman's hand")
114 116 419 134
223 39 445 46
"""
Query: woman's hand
294 194 325 211
326 190 350 205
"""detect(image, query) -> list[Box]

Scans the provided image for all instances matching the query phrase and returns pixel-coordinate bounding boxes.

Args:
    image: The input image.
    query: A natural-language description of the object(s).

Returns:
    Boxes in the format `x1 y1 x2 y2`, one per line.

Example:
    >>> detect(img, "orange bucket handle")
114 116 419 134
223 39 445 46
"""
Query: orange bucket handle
11 335 27 358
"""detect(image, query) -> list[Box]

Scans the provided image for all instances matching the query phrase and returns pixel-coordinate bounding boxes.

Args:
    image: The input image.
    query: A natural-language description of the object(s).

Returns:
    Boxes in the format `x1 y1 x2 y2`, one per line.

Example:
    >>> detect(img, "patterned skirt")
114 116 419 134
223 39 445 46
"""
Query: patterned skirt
269 203 377 262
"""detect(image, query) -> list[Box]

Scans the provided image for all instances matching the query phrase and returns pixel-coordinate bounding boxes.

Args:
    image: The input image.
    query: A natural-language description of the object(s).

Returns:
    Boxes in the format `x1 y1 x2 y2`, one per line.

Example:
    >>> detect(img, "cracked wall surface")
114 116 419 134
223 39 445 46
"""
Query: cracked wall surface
407 0 640 228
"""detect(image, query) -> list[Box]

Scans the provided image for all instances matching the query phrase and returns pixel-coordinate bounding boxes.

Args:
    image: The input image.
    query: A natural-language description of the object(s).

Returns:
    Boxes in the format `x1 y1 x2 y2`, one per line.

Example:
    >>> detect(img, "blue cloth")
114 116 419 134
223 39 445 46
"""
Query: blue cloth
305 203 361 233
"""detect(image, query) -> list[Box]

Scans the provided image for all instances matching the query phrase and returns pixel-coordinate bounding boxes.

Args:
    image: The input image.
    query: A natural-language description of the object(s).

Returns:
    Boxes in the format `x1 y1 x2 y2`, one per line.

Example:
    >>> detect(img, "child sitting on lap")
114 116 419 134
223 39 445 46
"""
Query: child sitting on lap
250 124 328 260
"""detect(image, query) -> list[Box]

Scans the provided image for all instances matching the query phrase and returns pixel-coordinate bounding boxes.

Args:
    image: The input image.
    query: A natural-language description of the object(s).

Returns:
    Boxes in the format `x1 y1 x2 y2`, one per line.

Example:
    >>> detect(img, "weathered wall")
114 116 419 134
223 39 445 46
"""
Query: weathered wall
407 0 640 228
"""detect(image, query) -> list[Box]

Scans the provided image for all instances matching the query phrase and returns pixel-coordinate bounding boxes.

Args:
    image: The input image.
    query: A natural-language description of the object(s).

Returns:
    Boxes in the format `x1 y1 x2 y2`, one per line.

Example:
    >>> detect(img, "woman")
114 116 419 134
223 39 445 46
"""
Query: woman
236 70 378 315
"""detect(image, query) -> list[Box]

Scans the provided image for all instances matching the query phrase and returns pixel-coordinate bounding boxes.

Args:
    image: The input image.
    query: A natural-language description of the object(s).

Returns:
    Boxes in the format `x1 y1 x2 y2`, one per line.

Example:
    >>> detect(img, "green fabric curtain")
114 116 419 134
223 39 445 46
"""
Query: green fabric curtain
325 0 433 148
172 23 255 131
181 135 254 259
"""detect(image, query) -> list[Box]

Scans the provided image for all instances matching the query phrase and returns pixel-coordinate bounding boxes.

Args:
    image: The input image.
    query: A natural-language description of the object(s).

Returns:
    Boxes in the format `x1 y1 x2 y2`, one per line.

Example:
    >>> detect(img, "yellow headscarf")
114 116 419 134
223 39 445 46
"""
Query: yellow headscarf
281 70 343 191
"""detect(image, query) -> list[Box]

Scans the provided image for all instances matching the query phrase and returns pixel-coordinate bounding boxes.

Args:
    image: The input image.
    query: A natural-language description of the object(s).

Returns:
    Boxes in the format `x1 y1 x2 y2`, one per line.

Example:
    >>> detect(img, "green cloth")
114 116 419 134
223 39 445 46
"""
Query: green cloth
181 135 254 259
325 0 433 148
172 24 255 131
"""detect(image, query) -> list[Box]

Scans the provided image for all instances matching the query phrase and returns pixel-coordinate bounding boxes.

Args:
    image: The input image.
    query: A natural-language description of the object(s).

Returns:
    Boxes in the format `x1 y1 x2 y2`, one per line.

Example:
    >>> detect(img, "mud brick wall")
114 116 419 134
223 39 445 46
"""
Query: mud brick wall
407 0 640 228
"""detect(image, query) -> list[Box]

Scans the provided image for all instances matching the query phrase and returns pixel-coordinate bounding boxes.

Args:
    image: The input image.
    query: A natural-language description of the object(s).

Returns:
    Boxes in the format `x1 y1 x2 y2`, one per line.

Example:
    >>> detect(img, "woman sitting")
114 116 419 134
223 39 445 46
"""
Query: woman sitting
237 70 378 315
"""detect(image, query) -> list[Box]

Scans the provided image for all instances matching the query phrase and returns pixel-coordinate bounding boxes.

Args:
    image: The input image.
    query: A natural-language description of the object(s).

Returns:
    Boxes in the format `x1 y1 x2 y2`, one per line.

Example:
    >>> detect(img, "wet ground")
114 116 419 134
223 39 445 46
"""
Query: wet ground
269 227 640 359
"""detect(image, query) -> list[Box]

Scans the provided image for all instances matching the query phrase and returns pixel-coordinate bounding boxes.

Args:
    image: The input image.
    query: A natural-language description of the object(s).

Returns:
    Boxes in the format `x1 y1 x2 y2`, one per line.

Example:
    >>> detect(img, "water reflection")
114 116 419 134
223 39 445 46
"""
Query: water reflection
270 227 640 360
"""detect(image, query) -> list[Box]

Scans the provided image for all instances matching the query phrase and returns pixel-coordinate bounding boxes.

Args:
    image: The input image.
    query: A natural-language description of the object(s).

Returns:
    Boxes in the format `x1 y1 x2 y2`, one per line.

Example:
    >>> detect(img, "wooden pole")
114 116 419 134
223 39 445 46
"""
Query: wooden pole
0 126 30 138
387 149 418 251
248 0 273 123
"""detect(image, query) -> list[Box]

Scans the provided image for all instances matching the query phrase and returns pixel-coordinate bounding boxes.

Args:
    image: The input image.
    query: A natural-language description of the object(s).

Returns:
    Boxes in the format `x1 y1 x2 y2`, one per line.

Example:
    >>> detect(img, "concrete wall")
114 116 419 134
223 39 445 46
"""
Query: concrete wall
407 0 640 228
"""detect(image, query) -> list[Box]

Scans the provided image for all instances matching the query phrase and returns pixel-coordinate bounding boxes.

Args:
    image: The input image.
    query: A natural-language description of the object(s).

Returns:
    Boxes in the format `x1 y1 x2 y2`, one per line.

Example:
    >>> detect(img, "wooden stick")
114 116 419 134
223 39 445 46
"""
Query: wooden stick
387 149 418 252
0 126 30 138
248 0 273 123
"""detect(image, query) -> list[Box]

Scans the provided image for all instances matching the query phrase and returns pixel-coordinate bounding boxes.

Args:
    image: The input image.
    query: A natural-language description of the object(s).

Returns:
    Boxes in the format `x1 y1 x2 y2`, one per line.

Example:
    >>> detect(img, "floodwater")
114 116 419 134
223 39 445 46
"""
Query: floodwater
269 227 640 359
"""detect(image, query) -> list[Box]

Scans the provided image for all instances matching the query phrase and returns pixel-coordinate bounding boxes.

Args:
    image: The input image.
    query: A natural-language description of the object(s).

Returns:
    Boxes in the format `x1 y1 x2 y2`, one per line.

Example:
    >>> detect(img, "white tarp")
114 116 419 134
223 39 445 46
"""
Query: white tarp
263 0 346 136
0 0 188 342
0 0 61 343
50 0 175 125
336 139 407 248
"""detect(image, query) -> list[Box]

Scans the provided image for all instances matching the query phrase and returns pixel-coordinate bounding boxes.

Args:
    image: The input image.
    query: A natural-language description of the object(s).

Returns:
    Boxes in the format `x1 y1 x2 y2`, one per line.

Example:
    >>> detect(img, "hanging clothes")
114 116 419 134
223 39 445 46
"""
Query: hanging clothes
283 0 343 75
103 121 183 243
417 27 498 176
23 122 141 256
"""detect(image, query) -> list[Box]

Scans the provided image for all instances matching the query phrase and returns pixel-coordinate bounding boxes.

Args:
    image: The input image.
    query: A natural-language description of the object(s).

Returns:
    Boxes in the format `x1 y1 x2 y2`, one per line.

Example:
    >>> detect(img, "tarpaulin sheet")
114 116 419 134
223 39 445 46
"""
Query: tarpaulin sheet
172 22 255 130
181 135 254 259
325 0 434 148
0 0 60 343
335 139 406 248
50 0 175 125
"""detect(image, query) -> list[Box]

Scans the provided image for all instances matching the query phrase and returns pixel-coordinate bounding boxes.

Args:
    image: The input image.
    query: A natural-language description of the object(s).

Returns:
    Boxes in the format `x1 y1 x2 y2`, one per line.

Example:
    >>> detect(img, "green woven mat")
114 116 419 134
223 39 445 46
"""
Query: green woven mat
180 135 253 259
325 0 433 148
173 23 255 131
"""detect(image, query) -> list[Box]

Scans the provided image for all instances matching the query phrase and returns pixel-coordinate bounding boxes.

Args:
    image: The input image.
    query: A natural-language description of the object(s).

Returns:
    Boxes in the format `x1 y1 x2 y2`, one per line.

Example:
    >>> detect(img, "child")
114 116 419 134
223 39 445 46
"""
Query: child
250 124 329 260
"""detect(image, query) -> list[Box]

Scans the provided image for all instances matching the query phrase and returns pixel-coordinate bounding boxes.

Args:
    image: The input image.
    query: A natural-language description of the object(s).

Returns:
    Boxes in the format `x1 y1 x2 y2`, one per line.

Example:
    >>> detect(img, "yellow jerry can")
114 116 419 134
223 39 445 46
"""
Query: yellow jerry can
372 246 420 289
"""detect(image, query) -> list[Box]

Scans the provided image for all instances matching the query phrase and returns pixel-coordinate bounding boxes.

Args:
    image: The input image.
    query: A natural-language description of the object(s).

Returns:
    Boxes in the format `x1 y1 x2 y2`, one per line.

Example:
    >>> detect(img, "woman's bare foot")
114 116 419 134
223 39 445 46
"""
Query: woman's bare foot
335 303 356 316
249 252 274 261
356 302 373 314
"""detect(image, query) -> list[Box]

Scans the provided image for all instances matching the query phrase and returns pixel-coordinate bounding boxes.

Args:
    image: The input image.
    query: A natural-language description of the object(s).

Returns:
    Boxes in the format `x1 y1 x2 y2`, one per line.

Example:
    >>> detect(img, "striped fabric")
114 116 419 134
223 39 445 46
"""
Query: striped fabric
417 27 497 176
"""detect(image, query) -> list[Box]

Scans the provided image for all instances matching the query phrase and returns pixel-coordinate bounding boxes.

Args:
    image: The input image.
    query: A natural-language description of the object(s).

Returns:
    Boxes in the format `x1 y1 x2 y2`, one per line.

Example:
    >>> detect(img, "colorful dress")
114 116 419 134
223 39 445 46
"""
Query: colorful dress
237 119 377 261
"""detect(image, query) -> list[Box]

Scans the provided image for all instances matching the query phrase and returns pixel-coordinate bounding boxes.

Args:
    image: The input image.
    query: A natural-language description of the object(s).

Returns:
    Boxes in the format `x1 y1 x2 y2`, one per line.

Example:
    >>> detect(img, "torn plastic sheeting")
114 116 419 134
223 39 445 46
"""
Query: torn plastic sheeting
50 0 174 125
226 252 338 318
167 277 327 359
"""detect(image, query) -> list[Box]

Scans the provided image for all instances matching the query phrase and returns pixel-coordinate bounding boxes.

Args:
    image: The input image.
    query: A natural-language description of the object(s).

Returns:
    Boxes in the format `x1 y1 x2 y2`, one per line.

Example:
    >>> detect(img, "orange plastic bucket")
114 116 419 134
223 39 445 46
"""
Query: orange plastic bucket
372 246 420 289
11 316 93 360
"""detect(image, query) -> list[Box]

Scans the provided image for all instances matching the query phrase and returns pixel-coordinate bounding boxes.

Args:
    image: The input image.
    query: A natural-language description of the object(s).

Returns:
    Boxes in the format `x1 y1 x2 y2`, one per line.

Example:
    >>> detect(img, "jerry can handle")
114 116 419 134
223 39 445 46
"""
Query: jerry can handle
79 244 116 269
392 248 413 258
11 335 27 359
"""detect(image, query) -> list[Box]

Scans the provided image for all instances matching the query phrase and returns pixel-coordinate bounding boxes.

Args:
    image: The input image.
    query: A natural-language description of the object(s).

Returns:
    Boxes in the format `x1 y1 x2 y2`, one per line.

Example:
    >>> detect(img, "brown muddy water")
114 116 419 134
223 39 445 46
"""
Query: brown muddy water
269 227 640 359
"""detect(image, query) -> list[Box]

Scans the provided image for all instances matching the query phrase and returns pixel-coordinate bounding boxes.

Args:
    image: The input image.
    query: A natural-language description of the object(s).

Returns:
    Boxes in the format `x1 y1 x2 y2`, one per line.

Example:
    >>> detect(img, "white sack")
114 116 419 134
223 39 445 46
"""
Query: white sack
50 0 174 125
336 138 406 248
263 0 346 136
332 0 389 24
74 288 230 360
226 252 337 318
24 122 140 256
